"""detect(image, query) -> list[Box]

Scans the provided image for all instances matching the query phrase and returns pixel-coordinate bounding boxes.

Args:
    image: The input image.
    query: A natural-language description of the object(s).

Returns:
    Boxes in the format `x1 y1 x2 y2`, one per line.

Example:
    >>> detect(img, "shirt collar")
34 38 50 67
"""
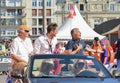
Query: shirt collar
17 36 27 42
72 38 80 42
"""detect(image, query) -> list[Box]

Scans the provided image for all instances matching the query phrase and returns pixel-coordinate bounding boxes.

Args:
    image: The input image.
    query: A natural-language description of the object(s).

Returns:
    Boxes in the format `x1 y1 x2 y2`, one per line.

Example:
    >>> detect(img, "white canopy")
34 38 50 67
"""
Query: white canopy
57 5 105 40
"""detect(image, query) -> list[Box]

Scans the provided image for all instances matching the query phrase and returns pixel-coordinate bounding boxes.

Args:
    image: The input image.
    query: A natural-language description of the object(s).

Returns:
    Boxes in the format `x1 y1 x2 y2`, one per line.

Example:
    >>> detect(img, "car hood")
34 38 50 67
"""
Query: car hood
30 78 119 83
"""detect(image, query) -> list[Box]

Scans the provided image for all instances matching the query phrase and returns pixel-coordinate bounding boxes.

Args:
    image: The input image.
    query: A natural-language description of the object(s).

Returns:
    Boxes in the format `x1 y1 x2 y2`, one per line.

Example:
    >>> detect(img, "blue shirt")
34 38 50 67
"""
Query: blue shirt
66 39 86 55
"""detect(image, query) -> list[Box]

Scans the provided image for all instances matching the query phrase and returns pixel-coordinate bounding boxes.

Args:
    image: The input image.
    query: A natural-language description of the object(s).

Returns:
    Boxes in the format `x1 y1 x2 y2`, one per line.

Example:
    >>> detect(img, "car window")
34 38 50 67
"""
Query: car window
31 57 111 78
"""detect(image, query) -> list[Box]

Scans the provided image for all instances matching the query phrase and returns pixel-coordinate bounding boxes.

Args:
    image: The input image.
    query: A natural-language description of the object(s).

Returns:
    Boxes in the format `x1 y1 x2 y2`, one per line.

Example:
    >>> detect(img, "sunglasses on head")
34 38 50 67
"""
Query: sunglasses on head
24 30 29 32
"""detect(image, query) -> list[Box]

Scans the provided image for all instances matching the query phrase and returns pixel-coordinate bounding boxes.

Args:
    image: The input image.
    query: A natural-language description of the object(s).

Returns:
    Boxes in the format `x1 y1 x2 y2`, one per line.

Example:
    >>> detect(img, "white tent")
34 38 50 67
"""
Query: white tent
57 5 105 40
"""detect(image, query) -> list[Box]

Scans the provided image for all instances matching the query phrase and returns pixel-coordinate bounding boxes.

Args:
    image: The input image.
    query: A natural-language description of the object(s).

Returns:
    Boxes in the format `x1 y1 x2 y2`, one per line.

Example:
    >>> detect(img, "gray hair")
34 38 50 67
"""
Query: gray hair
71 28 80 35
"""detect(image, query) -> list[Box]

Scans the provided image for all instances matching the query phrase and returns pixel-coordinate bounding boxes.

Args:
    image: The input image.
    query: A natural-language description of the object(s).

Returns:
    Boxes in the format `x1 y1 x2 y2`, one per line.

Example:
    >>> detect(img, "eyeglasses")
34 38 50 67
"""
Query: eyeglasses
24 30 29 32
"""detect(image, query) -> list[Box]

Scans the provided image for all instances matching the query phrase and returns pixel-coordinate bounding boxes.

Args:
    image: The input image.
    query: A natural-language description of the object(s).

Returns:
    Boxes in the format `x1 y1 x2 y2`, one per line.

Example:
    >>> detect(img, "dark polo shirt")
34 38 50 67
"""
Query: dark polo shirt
66 39 86 55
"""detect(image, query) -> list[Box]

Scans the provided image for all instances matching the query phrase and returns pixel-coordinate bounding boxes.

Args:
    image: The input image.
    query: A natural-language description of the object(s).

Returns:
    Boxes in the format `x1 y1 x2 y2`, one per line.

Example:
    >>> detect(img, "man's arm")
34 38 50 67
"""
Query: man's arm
11 54 27 64
85 46 103 53
65 44 82 54
34 38 41 54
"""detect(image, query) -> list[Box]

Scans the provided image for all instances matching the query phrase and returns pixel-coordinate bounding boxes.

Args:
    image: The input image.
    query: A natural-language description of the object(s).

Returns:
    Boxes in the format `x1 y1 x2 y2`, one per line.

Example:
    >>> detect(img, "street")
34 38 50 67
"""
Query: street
0 75 7 83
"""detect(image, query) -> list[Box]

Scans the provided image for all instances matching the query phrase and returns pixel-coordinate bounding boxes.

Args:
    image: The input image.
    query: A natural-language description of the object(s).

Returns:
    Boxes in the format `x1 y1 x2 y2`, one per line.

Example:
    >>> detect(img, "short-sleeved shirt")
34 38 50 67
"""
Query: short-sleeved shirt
66 39 86 55
100 49 109 64
34 35 57 54
10 37 33 62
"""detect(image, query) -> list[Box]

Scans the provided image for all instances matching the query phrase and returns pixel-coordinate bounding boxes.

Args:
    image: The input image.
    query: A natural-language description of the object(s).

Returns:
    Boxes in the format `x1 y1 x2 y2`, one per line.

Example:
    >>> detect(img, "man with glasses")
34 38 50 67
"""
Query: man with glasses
10 25 33 82
10 25 33 64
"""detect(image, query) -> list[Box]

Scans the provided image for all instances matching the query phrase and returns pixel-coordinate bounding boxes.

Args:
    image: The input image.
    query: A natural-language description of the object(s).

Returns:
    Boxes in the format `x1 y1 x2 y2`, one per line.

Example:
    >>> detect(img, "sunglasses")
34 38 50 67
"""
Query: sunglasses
24 30 29 32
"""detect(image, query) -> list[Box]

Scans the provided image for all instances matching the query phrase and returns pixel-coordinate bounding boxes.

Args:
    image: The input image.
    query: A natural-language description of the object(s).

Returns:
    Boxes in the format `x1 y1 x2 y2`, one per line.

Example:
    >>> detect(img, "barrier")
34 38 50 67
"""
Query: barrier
0 56 11 71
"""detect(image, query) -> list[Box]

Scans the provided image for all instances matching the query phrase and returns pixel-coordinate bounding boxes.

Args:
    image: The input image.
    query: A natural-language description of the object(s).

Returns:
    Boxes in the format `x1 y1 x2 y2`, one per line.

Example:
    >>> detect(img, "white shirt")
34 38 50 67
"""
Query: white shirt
34 35 57 54
10 37 33 62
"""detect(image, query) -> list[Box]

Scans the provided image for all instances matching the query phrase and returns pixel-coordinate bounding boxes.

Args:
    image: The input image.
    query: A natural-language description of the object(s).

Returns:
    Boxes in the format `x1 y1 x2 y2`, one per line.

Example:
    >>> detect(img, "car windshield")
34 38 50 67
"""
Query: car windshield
31 55 112 78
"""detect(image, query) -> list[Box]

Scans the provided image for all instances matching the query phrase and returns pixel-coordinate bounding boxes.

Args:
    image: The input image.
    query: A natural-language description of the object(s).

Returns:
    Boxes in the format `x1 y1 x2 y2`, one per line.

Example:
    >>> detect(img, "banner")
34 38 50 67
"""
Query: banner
0 56 11 71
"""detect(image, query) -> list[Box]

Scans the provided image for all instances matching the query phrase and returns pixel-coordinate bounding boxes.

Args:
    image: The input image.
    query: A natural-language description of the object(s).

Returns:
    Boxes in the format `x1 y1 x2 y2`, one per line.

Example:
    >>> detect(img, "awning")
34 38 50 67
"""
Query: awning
102 25 120 35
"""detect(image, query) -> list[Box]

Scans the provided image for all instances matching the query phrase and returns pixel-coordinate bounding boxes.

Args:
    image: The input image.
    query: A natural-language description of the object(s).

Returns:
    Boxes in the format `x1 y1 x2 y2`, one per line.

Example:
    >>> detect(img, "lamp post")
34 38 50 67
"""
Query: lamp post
43 0 46 35
106 0 109 12
85 0 88 23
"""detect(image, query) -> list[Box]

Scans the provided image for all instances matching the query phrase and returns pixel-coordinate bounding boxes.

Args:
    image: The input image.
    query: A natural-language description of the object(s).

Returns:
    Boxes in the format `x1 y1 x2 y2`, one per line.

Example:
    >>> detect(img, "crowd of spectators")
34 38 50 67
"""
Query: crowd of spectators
0 39 12 56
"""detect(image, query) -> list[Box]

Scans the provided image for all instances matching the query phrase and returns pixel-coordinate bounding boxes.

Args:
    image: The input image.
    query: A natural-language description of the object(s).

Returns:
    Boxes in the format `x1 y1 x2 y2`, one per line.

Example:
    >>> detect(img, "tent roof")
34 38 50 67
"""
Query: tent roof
57 5 105 40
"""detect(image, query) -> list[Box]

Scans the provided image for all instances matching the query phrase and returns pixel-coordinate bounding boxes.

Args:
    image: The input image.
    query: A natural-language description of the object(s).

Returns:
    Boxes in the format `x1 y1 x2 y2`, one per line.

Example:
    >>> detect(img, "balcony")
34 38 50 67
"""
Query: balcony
0 3 26 8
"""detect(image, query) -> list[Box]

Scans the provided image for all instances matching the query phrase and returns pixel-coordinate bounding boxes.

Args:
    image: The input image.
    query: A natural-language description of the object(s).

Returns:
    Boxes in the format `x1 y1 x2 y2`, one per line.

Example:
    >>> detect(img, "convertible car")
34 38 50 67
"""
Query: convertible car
27 54 119 83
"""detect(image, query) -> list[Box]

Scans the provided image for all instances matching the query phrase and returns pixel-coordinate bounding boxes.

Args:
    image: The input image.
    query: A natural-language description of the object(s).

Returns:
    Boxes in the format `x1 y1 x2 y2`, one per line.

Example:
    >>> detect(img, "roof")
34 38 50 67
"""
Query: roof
102 25 120 35
94 19 120 34
57 5 105 40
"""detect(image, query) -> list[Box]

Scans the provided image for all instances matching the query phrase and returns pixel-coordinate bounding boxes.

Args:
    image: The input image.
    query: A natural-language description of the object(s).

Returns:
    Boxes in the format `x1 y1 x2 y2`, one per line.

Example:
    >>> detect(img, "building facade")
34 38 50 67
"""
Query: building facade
0 0 26 39
56 0 120 29
0 0 120 40
30 0 57 39
0 0 57 39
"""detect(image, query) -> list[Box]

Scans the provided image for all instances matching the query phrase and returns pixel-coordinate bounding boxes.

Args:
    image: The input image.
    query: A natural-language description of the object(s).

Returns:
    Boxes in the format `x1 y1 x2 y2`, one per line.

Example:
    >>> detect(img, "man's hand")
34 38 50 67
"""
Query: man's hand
76 44 83 52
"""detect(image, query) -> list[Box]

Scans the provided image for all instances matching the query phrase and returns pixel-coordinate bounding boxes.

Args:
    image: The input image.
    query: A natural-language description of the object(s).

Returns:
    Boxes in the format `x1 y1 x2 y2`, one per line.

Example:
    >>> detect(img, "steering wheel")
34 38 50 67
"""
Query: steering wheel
77 70 100 78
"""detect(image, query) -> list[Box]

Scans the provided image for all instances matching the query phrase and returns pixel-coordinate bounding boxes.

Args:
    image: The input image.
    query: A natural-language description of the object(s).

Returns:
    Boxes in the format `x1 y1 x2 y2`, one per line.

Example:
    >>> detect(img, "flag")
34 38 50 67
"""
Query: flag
67 5 76 18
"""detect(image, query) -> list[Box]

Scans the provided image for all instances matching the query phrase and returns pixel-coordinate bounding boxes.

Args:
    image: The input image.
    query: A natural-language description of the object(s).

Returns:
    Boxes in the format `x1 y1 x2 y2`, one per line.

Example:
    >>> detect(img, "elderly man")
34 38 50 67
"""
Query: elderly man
10 25 33 82
10 25 33 64
66 28 103 55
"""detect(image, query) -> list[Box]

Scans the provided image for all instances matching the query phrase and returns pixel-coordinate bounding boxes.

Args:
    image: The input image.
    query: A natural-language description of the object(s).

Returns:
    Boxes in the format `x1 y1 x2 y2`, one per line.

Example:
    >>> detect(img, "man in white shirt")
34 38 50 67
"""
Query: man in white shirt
10 25 33 64
34 23 58 54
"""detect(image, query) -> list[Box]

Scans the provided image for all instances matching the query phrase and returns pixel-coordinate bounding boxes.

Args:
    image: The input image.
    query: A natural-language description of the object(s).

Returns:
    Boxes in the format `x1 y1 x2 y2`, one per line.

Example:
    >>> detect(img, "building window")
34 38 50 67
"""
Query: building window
38 28 43 35
46 9 51 16
6 0 15 6
0 8 6 16
94 18 102 24
1 19 6 26
32 9 37 16
46 0 51 7
16 0 22 6
17 9 22 15
32 19 37 26
38 9 42 16
1 29 6 35
68 4 71 10
80 4 84 11
7 28 16 36
7 9 16 16
38 19 43 25
17 19 22 25
32 28 37 35
8 19 15 25
32 0 37 7
1 0 5 6
110 4 115 12
47 18 51 25
38 0 42 6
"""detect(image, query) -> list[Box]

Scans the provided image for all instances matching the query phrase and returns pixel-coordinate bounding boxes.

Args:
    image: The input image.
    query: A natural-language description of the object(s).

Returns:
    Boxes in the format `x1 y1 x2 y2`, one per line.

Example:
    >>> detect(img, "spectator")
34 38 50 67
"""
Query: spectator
100 41 109 67
1 40 7 56
0 42 2 56
65 28 103 55
115 39 120 70
92 37 102 61
105 39 115 73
